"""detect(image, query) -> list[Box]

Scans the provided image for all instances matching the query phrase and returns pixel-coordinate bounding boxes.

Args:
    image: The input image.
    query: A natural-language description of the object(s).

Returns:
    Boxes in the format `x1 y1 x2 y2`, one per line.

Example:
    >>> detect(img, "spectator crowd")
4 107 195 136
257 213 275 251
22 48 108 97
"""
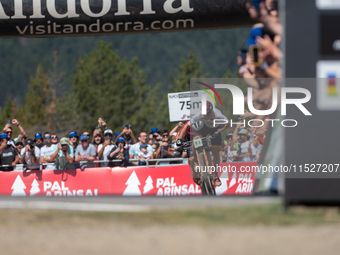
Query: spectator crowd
0 0 281 171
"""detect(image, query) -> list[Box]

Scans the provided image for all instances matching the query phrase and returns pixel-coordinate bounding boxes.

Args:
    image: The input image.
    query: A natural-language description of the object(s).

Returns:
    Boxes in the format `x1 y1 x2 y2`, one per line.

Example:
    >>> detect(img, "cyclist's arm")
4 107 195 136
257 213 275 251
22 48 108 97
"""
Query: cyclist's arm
217 122 230 133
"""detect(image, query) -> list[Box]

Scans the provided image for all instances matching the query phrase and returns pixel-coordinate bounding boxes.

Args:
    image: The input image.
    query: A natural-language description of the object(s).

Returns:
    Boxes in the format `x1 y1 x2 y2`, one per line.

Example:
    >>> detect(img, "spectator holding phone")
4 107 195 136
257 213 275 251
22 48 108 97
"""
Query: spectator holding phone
0 132 19 171
115 124 137 152
107 137 129 167
148 127 162 158
19 138 40 170
2 119 27 148
50 137 74 170
97 129 115 167
155 130 174 159
92 128 103 167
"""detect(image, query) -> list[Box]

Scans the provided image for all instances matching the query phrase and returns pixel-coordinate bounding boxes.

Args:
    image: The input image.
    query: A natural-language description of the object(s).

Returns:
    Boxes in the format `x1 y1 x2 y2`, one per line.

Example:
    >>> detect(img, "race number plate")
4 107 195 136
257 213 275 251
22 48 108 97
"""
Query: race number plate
193 138 203 148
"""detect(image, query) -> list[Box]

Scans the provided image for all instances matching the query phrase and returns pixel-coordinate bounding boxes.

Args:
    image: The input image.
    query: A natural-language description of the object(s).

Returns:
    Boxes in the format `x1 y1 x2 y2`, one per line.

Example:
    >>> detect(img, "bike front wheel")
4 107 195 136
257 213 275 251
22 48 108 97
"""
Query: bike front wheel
198 153 216 196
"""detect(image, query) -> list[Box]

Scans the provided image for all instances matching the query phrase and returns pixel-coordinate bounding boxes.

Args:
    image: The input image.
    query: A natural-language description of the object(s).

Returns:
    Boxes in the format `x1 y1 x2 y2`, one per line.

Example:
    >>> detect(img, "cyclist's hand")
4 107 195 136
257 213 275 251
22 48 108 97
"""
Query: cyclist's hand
212 131 220 138
176 139 183 146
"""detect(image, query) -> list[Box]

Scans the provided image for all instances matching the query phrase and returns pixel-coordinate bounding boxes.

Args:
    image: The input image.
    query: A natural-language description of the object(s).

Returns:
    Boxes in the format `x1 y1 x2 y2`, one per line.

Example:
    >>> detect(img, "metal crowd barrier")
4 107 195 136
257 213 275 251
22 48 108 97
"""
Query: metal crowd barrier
0 158 188 171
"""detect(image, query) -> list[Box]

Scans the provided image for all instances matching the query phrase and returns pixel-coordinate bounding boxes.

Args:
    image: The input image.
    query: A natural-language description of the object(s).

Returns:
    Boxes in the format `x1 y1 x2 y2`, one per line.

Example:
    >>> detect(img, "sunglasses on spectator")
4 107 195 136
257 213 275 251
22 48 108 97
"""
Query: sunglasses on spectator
81 140 88 142
162 134 169 137
105 134 112 137
95 135 101 138
70 136 77 138
51 136 58 139
44 136 51 139
35 138 43 142
6 131 12 134
16 143 23 146
84 134 90 137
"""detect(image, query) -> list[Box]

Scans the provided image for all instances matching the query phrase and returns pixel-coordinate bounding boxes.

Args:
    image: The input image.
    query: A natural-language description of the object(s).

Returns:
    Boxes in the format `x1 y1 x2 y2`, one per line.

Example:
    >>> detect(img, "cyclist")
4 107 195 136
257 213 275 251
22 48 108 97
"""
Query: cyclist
178 101 230 187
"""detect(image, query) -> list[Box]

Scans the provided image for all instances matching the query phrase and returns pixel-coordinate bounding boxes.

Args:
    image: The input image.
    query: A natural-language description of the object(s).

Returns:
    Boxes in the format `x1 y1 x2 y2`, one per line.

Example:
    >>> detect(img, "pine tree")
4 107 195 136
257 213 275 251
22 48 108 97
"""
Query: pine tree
0 98 17 128
18 65 54 129
170 51 209 92
72 41 168 133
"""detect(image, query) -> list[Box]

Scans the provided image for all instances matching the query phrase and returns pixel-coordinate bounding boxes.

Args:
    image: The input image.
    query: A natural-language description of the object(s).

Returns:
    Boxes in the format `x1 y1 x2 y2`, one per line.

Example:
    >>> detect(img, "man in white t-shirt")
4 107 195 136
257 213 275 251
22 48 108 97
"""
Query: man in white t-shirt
129 131 153 166
250 137 262 162
231 129 251 162
40 132 56 170
97 129 115 167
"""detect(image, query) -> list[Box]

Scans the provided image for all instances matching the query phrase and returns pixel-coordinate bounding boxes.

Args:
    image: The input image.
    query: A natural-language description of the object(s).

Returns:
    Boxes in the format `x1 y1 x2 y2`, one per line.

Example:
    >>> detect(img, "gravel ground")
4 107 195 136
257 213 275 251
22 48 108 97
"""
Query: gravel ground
0 208 339 255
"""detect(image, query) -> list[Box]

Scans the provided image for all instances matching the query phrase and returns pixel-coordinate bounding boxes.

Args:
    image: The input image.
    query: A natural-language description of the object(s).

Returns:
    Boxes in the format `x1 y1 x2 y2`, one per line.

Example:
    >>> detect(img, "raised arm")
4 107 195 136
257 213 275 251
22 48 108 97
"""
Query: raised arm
12 119 26 137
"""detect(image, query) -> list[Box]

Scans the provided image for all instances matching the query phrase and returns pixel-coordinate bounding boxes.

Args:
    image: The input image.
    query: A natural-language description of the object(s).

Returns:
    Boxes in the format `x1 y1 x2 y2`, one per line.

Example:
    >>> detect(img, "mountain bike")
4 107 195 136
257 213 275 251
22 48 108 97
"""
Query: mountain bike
183 134 216 196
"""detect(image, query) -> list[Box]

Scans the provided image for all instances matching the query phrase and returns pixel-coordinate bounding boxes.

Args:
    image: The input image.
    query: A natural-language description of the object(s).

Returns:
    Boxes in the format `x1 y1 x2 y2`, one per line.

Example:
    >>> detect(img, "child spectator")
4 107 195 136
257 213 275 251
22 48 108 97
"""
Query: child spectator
137 144 151 165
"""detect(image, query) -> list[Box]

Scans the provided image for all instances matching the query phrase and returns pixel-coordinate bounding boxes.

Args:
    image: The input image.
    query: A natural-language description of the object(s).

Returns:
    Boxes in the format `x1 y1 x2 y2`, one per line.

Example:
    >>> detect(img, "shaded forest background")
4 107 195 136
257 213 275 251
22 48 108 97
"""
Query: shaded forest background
0 28 250 138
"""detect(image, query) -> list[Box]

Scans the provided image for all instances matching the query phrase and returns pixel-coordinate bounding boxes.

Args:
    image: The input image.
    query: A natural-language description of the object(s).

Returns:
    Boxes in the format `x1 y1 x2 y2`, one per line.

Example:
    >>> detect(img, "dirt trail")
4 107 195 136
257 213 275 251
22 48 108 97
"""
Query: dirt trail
1 223 339 255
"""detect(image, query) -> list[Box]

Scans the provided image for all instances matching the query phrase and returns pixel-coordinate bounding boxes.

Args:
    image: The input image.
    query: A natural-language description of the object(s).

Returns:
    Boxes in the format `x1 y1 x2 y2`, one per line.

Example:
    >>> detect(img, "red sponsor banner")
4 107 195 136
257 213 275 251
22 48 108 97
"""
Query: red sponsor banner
0 162 256 196
0 168 112 197
216 162 257 195
111 165 201 196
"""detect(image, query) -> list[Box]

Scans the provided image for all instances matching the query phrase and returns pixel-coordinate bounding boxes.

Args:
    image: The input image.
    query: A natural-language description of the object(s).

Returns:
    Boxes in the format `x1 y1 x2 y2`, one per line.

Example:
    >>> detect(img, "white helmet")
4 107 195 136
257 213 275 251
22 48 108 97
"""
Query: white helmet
191 121 203 131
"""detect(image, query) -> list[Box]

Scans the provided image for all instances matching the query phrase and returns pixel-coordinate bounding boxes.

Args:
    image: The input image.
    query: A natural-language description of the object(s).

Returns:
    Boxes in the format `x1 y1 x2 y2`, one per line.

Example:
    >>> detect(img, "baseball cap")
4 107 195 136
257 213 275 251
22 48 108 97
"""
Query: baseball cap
26 139 34 146
60 137 69 145
34 133 43 141
150 128 160 134
69 131 78 138
116 137 126 145
247 26 263 46
104 129 113 135
140 144 148 149
227 132 233 137
123 124 131 129
15 139 23 145
171 132 177 137
80 135 88 141
238 129 249 137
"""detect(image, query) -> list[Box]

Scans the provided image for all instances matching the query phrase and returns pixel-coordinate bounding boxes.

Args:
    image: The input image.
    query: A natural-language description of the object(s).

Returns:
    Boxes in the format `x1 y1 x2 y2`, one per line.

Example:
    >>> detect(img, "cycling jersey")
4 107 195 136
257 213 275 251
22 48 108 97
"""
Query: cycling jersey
190 108 228 129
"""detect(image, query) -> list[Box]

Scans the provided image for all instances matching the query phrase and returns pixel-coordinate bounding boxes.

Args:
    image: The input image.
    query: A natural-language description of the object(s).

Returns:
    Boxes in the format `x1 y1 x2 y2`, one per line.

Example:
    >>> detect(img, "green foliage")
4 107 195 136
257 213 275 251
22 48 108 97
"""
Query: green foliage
0 99 17 132
72 41 168 133
170 51 209 92
20 65 52 125
0 28 250 107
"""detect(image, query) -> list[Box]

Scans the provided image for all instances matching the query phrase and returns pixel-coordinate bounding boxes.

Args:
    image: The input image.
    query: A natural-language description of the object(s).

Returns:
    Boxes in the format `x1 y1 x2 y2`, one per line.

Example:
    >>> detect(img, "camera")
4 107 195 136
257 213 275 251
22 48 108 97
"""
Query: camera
249 45 262 67
239 49 248 65
29 144 34 150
